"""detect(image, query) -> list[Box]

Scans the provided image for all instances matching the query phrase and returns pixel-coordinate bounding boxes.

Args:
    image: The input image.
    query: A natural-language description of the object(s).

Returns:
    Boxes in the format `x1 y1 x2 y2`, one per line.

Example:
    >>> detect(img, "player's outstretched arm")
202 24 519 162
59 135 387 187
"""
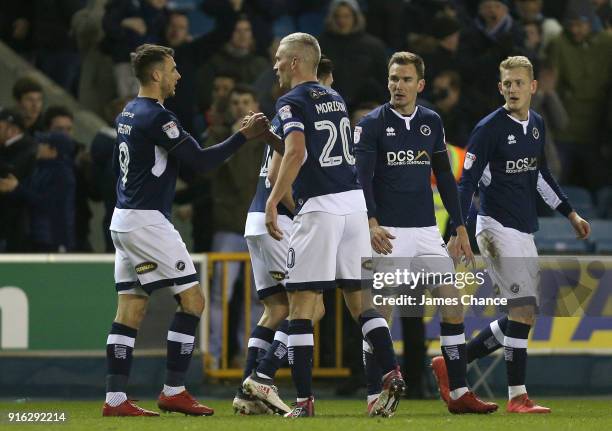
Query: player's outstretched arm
171 113 268 173
568 211 591 239
265 131 305 240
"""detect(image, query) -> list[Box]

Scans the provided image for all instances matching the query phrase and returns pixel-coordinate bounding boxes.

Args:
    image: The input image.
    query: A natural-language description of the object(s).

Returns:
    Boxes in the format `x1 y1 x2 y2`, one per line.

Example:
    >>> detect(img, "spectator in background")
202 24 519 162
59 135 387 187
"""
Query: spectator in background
0 108 37 252
350 102 381 128
101 0 169 97
202 73 237 138
461 0 526 117
514 0 563 54
592 0 612 31
207 84 264 366
430 70 473 148
201 0 286 56
522 19 545 66
163 10 236 135
365 0 406 51
318 0 388 109
12 77 45 135
0 132 75 253
43 105 74 136
547 1 612 189
27 0 81 94
253 37 283 119
531 62 567 180
196 15 268 116
72 0 118 118
43 105 97 251
0 3 33 59
420 13 466 99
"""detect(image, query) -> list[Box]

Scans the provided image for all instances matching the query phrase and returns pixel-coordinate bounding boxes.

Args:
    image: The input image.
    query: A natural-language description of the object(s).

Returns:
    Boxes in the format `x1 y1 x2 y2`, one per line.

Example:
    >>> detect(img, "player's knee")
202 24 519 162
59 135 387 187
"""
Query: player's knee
115 297 148 328
178 285 205 316
508 304 536 326
312 300 325 324
262 302 289 326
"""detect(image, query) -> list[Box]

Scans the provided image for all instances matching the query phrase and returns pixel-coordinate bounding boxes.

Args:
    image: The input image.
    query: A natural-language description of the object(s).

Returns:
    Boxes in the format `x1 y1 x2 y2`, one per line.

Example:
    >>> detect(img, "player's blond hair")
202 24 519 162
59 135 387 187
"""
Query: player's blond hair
499 56 534 80
279 32 321 74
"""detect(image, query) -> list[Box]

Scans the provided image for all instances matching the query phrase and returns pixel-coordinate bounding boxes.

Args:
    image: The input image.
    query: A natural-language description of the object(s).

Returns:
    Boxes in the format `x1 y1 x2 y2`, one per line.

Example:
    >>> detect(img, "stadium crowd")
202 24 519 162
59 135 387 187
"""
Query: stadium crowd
1 0 611 253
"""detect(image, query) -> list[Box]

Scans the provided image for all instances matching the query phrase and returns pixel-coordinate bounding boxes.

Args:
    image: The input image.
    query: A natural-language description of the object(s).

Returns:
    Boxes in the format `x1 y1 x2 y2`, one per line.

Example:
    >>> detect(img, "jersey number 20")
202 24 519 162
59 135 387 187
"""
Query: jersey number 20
315 117 355 167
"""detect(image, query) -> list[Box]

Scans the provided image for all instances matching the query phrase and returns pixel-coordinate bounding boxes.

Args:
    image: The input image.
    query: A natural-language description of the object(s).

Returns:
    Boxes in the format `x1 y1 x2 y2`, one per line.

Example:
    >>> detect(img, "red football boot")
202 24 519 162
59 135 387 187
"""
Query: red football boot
431 356 450 405
448 391 499 414
157 390 214 416
102 399 159 417
507 394 551 413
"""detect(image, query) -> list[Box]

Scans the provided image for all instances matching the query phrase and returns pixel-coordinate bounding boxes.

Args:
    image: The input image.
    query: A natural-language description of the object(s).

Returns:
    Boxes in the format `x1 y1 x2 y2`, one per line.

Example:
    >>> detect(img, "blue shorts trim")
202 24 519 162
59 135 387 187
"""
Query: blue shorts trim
285 280 336 292
115 273 199 295
257 284 286 300
336 279 364 292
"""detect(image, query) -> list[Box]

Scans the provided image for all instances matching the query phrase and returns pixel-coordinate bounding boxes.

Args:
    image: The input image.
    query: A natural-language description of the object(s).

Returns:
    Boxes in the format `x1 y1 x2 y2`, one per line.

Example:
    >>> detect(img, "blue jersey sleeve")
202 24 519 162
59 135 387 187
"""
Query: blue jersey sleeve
354 116 379 218
430 116 464 228
456 124 495 229
275 97 305 137
150 110 192 152
536 126 573 216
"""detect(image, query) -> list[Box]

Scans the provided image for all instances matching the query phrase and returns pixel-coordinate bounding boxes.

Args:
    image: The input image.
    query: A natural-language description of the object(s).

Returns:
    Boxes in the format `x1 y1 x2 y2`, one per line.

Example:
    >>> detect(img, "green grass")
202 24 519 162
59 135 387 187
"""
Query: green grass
1 399 610 431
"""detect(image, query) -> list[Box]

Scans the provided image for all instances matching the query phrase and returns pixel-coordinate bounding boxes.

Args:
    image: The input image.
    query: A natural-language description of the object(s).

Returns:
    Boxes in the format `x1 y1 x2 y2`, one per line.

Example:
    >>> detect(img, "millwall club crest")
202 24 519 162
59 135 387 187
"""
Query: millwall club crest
532 127 540 139
420 124 431 136
162 121 179 139
354 126 362 144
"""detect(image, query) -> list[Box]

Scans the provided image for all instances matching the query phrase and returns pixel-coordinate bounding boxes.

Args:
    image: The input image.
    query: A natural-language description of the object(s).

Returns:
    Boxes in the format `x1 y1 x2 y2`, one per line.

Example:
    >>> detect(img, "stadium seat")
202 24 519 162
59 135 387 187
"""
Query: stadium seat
596 186 612 219
589 219 612 253
555 186 596 219
535 218 592 253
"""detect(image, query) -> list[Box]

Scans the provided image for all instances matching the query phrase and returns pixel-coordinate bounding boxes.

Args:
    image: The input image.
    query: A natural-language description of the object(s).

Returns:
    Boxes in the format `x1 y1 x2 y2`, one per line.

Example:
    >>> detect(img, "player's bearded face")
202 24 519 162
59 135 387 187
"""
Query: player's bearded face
388 63 424 110
499 67 535 115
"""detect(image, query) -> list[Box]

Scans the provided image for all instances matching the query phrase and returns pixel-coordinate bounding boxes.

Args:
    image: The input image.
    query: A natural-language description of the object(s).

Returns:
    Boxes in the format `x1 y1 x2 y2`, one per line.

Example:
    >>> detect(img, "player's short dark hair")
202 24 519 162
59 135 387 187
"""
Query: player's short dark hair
12 76 43 101
229 83 258 101
388 52 425 80
317 55 334 79
130 44 175 85
43 105 73 129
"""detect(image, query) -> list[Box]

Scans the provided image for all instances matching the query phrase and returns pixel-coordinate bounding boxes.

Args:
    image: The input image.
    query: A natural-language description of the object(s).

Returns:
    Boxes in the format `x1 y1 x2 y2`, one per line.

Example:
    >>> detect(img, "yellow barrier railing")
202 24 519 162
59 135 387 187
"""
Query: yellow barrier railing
200 252 349 378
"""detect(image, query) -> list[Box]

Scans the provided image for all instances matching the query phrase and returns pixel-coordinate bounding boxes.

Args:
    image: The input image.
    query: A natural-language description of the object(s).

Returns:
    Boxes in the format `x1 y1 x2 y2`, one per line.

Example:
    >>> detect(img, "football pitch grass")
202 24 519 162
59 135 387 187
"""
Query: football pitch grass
1 399 611 431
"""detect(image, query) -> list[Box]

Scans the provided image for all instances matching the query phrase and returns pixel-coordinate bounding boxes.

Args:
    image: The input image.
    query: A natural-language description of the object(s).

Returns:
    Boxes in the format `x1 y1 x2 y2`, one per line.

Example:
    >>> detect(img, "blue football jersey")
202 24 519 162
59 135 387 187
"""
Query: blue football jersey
113 97 189 221
459 107 571 234
248 114 292 217
354 104 447 228
275 81 363 214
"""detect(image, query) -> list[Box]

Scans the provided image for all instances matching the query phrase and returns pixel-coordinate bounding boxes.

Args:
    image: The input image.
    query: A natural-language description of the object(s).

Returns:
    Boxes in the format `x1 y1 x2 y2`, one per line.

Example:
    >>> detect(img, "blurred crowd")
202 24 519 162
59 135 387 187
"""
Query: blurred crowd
1 0 612 253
